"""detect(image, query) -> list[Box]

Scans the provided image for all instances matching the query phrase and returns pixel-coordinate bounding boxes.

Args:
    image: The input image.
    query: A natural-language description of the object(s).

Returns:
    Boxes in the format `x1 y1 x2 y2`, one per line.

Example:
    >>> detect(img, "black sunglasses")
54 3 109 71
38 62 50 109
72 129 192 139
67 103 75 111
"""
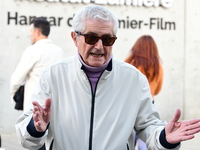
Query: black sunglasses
75 31 117 46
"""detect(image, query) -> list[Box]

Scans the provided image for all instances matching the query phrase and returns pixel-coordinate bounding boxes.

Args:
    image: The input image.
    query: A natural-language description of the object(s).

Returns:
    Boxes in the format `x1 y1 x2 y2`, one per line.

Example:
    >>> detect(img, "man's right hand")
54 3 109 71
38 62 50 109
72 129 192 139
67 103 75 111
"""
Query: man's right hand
32 97 51 132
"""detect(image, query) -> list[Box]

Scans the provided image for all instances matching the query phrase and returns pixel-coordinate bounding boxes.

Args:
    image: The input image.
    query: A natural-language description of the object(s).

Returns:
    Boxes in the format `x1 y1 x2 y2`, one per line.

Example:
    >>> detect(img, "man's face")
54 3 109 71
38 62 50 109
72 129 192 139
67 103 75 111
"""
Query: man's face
29 24 37 44
72 20 115 67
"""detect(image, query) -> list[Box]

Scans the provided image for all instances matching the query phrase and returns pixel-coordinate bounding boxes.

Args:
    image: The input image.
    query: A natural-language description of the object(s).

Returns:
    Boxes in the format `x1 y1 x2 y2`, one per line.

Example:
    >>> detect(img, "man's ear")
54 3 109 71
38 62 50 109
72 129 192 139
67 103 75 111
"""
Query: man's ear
71 31 78 47
35 28 41 37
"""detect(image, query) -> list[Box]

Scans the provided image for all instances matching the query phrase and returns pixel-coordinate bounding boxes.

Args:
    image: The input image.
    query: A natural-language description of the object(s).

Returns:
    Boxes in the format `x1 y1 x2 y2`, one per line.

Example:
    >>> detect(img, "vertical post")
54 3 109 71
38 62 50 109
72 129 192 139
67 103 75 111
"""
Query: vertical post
0 135 1 147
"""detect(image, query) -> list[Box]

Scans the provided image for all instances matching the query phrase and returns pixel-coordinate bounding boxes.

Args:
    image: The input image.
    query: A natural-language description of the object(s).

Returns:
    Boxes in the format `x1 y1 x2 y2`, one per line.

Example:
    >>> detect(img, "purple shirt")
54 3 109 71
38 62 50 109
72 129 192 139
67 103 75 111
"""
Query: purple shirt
78 54 112 93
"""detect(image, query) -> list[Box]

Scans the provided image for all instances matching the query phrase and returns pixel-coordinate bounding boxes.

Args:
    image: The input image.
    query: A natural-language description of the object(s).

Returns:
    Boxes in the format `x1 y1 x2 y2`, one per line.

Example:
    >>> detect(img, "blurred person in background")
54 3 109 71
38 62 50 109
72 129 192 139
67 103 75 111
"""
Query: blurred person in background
125 35 163 99
125 35 163 150
10 17 64 150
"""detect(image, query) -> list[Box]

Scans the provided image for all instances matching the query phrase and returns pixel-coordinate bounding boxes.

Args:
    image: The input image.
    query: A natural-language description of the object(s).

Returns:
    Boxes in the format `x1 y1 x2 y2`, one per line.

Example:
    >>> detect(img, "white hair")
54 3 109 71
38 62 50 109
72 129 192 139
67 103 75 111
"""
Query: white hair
72 5 118 35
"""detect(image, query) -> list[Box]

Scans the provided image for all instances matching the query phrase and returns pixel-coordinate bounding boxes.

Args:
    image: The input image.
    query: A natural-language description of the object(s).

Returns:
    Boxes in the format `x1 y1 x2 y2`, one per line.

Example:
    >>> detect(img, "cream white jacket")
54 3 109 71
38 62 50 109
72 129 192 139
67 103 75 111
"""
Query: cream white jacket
10 39 64 110
15 55 180 150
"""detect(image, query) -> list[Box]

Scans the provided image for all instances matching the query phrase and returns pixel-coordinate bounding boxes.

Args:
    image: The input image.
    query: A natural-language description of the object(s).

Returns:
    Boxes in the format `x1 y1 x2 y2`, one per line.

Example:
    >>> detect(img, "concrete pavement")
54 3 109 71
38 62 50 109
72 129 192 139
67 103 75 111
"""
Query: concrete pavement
1 132 200 150
1 134 26 150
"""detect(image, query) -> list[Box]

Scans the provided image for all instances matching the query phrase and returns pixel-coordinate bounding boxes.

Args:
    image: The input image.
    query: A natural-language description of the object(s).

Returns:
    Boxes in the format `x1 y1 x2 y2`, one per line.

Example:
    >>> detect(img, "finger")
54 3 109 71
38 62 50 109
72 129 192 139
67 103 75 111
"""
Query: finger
32 105 39 114
44 97 51 109
32 101 43 111
34 120 43 132
187 128 200 135
183 119 200 126
35 121 41 127
188 121 200 130
33 111 40 122
181 134 195 141
170 109 181 123
43 97 51 114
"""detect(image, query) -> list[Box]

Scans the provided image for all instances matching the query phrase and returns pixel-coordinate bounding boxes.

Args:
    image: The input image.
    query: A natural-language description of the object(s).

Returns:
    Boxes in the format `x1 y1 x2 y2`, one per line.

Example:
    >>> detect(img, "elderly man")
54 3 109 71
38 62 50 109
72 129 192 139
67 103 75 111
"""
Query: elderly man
15 5 200 150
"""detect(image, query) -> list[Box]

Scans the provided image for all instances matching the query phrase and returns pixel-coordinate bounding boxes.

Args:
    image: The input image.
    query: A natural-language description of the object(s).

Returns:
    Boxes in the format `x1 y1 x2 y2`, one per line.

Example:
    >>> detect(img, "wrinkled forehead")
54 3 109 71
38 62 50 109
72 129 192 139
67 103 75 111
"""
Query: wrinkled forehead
84 19 115 33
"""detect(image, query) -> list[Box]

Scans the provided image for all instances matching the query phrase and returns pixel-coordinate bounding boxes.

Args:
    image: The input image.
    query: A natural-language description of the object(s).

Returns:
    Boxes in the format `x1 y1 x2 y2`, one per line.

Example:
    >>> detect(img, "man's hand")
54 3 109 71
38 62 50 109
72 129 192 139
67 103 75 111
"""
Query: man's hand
32 97 51 132
165 109 200 144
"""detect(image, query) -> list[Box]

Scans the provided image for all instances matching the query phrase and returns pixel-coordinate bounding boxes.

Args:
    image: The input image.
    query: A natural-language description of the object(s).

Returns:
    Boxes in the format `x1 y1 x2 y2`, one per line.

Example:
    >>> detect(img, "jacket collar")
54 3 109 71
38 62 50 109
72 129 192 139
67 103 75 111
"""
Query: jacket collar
75 54 113 80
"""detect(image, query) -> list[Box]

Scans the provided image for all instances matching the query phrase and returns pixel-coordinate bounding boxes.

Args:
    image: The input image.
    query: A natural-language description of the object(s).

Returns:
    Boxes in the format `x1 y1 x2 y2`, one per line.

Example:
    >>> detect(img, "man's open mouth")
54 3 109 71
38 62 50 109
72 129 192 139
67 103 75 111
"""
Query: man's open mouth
91 53 104 57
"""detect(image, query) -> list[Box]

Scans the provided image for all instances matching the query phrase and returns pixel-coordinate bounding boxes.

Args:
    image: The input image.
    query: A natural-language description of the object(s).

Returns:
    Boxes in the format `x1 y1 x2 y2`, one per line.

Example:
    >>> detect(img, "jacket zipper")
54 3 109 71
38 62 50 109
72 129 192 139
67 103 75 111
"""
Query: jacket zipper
89 94 95 150
87 72 103 150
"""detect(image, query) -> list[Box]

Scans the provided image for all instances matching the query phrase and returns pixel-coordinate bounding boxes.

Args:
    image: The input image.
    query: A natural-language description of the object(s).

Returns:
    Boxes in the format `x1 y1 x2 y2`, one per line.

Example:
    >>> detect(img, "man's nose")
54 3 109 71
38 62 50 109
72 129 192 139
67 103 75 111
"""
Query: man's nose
94 39 104 49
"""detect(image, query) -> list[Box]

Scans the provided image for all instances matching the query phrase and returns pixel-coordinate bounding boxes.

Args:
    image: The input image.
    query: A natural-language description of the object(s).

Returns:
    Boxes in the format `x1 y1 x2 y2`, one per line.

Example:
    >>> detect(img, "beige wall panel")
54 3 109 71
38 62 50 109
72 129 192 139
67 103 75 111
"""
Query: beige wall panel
184 0 200 119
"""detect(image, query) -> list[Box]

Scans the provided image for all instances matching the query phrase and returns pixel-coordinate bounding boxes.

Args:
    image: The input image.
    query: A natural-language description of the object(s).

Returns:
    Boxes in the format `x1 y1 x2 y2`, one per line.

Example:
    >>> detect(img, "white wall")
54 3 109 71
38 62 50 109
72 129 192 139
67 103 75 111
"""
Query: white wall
184 0 200 119
0 0 200 134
